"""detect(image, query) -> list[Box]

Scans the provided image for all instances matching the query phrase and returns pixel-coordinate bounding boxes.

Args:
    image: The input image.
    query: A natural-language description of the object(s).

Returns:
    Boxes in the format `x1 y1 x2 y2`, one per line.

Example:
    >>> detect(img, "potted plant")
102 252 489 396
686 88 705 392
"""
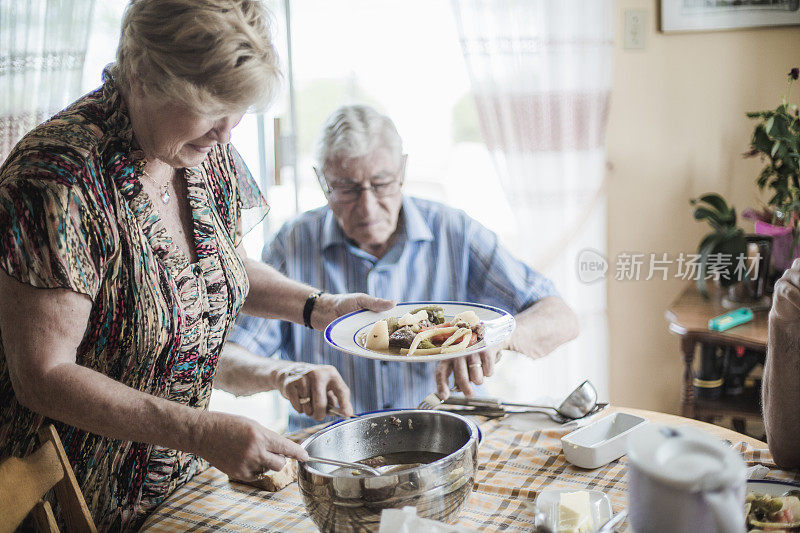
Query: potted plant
743 67 800 272
690 193 747 297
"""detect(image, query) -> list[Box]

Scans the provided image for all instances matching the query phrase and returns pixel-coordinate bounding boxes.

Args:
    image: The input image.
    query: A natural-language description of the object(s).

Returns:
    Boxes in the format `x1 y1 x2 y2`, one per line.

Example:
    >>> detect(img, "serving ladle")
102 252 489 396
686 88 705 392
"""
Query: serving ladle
304 455 426 477
443 380 600 422
304 455 381 476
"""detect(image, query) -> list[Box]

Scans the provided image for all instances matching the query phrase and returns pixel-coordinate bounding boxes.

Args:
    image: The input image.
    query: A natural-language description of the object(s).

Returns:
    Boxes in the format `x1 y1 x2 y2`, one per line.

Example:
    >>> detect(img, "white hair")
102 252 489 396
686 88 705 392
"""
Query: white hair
316 105 402 169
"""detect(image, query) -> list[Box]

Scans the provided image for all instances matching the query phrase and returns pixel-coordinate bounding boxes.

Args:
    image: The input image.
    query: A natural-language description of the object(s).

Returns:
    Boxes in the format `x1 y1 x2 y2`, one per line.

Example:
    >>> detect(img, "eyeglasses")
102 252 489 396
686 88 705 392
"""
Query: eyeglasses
314 155 407 203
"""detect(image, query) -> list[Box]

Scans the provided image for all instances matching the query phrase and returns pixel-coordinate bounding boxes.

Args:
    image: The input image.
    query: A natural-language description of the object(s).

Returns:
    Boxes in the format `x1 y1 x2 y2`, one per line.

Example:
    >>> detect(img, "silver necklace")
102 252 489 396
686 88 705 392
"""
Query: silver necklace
141 169 171 204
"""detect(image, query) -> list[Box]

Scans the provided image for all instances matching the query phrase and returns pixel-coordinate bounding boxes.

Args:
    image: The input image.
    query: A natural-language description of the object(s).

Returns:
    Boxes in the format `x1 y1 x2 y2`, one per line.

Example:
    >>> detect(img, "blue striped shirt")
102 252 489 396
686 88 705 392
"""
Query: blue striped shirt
229 196 558 430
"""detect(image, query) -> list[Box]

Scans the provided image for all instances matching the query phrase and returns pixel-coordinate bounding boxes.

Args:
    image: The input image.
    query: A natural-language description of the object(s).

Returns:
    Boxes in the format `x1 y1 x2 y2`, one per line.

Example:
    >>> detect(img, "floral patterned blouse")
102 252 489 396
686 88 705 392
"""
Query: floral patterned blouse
0 69 267 530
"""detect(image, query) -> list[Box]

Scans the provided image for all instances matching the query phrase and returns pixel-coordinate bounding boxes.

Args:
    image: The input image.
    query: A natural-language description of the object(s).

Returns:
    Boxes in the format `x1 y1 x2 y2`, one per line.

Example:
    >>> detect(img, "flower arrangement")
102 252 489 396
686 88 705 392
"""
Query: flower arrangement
742 69 800 262
742 68 800 271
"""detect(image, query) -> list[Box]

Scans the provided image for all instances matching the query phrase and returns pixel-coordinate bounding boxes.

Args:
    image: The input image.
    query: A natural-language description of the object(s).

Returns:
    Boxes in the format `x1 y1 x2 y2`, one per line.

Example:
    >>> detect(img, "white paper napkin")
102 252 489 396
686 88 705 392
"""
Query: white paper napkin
746 465 770 480
378 507 480 533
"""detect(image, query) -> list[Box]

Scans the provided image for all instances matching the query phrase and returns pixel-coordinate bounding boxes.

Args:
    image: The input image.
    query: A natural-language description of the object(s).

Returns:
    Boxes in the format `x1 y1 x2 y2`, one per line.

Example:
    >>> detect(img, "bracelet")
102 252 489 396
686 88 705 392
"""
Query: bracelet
303 290 323 329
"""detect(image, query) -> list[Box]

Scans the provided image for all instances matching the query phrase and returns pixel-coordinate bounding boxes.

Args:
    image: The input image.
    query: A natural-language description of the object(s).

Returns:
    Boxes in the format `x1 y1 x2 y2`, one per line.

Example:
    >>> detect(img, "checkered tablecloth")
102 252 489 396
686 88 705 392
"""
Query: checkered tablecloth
139 411 799 532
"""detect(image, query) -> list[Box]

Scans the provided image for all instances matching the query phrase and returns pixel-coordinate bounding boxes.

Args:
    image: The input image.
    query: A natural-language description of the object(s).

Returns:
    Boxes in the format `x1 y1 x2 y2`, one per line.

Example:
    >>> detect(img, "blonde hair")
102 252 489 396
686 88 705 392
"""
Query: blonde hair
112 0 280 115
316 105 402 169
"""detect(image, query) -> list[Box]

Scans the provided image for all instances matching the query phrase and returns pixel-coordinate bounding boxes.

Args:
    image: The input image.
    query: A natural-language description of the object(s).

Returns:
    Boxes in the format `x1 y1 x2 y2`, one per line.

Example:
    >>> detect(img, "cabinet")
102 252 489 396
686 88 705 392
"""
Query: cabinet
665 284 768 434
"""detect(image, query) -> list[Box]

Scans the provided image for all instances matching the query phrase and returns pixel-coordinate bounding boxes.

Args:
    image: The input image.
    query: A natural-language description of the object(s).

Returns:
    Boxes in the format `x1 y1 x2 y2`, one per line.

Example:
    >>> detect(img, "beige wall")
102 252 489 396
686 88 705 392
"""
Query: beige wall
606 1 800 412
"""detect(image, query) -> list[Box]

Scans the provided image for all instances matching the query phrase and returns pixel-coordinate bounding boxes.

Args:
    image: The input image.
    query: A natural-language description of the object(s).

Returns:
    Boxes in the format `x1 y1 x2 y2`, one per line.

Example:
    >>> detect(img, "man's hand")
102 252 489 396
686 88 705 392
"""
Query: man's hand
193 411 308 481
310 293 395 330
276 363 353 420
771 258 800 322
434 348 499 401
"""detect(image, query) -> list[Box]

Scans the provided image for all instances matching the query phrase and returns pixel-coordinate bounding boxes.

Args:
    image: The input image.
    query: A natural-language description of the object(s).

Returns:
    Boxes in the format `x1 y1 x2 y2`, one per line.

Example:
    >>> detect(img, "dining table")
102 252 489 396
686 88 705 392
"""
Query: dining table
139 406 799 532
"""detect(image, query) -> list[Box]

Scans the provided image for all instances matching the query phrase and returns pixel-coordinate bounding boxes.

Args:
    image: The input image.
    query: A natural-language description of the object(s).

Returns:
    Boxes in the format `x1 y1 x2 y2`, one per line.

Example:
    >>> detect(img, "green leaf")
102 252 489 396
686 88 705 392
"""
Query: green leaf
696 193 731 216
753 125 773 154
693 207 726 230
772 140 782 157
765 117 775 134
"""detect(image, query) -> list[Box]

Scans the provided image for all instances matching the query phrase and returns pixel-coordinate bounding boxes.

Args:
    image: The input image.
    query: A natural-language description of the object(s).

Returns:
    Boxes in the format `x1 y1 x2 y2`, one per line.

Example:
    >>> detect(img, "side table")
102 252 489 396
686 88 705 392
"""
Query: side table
665 283 768 434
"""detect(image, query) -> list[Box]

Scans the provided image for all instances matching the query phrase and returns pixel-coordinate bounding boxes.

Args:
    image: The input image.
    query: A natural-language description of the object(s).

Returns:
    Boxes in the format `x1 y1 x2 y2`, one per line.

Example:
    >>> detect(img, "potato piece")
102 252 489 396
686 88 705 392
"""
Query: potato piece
398 310 428 327
453 310 480 327
365 319 390 351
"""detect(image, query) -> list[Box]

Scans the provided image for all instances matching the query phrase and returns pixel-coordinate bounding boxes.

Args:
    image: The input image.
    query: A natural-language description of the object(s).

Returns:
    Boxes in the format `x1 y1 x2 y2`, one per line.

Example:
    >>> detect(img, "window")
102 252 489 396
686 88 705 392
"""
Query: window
281 0 510 242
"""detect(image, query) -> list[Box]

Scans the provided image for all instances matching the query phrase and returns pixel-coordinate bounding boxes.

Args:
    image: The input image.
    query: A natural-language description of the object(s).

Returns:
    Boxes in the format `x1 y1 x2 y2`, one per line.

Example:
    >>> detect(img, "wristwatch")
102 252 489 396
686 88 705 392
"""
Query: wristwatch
303 290 323 329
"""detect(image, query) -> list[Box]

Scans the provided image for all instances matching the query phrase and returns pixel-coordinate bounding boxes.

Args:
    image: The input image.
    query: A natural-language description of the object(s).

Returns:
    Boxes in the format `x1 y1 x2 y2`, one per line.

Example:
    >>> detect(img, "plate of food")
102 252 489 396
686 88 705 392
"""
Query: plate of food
745 479 800 531
324 301 515 362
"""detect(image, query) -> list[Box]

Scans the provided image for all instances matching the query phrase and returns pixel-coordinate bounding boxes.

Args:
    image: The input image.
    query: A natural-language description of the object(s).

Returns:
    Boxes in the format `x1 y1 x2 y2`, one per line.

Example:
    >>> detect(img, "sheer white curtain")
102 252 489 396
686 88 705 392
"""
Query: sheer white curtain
0 1 95 163
452 0 613 402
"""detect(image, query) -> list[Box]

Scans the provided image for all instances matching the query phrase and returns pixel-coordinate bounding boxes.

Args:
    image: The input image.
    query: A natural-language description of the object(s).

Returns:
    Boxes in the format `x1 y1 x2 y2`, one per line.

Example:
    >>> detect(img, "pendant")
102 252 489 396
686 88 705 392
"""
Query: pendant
161 190 170 204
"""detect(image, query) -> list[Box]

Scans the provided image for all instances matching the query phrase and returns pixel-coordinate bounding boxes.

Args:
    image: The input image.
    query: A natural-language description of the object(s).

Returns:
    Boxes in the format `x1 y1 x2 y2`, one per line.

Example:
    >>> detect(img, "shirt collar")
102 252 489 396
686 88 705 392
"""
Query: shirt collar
321 196 434 252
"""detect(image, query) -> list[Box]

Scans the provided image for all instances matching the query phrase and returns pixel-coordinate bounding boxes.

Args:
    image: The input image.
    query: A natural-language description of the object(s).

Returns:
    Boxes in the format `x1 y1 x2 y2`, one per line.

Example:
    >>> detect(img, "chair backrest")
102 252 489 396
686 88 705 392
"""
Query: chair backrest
0 424 96 533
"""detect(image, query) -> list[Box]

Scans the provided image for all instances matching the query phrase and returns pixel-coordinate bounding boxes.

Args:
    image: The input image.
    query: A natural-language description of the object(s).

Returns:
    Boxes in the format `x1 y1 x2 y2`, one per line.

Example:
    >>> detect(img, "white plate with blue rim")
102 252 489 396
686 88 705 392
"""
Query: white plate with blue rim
323 301 515 362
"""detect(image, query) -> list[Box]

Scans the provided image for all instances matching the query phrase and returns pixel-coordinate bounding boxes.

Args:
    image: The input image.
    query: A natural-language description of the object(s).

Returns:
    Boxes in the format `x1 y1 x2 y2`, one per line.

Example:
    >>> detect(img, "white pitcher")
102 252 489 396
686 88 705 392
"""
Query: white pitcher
626 424 746 533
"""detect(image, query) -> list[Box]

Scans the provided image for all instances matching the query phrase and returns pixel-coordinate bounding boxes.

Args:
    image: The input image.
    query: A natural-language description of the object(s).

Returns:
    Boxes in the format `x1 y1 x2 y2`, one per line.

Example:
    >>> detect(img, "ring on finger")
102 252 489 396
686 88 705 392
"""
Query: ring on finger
298 397 311 404
254 467 270 480
468 363 482 369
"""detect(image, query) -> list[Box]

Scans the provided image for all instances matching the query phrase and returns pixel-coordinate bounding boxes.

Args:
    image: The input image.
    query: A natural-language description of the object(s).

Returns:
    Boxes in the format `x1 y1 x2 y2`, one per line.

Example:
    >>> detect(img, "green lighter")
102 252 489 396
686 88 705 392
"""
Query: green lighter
708 307 754 332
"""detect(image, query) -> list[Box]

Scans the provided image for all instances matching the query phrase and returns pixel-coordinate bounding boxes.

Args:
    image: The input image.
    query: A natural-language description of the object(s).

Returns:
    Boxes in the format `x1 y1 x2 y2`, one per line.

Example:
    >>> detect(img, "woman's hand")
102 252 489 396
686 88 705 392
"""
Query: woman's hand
771 258 800 323
434 348 499 401
310 293 395 330
193 411 308 481
275 362 353 420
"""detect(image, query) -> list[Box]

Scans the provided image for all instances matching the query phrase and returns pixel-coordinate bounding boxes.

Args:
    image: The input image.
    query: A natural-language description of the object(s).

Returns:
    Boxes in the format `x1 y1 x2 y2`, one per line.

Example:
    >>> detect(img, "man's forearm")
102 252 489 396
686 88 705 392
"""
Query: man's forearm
214 342 296 396
762 314 800 468
505 296 579 358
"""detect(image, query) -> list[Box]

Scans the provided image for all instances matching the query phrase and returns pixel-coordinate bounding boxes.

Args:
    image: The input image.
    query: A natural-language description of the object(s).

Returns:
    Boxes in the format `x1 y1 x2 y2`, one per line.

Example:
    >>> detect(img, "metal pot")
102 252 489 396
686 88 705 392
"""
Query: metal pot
297 410 480 532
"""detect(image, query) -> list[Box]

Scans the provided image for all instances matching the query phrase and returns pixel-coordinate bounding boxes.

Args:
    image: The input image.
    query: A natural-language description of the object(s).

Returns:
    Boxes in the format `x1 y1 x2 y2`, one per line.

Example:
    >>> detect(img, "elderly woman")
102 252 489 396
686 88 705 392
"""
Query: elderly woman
0 0 391 529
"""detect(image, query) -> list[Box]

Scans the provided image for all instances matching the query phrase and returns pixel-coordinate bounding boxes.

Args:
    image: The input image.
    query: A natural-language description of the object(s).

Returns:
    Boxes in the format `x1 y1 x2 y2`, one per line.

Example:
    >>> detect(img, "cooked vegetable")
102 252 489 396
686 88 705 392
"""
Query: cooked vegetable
411 305 446 325
407 326 458 356
453 310 480 328
398 310 428 327
442 331 472 353
746 493 800 531
441 328 472 348
365 319 390 351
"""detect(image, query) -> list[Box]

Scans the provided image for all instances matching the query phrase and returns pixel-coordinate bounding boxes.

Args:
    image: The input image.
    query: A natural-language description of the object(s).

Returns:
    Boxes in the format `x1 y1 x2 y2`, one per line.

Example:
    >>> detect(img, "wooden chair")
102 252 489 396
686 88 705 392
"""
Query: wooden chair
0 424 96 533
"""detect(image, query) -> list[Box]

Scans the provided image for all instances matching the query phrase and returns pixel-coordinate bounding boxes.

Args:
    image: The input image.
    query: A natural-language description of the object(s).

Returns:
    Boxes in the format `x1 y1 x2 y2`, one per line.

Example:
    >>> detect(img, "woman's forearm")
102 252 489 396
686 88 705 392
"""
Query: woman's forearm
762 313 800 468
240 256 317 323
506 296 579 358
17 361 205 455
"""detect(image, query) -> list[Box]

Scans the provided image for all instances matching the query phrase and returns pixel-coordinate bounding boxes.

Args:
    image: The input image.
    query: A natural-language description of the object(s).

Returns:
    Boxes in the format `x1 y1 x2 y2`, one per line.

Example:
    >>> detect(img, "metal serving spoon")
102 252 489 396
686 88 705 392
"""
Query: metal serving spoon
442 380 600 422
304 455 381 476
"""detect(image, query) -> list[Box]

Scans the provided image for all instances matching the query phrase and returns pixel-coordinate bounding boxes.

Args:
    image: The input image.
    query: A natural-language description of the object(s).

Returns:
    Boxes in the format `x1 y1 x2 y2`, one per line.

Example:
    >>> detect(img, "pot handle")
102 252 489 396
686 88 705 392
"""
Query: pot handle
703 488 745 533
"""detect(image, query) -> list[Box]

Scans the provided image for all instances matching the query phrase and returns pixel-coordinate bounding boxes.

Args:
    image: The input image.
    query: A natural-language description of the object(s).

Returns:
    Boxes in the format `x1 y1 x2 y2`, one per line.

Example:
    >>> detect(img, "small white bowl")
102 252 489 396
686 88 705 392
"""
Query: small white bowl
534 489 612 531
561 412 648 469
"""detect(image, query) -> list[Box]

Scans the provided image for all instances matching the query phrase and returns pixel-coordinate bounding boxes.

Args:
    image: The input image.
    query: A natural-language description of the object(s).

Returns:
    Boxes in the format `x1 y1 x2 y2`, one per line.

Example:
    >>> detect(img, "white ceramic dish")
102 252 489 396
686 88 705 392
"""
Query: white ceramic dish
535 489 612 531
324 301 515 362
747 479 800 495
561 412 648 469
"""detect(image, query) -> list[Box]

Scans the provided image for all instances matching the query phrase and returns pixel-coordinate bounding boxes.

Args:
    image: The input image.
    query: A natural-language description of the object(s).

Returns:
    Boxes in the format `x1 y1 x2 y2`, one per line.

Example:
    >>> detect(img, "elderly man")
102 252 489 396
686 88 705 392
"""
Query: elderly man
762 258 800 468
221 105 578 430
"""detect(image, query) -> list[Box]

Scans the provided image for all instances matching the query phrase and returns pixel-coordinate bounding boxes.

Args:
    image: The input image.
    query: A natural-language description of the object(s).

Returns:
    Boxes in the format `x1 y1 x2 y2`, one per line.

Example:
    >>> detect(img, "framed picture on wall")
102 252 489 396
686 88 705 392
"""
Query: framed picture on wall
660 0 800 32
